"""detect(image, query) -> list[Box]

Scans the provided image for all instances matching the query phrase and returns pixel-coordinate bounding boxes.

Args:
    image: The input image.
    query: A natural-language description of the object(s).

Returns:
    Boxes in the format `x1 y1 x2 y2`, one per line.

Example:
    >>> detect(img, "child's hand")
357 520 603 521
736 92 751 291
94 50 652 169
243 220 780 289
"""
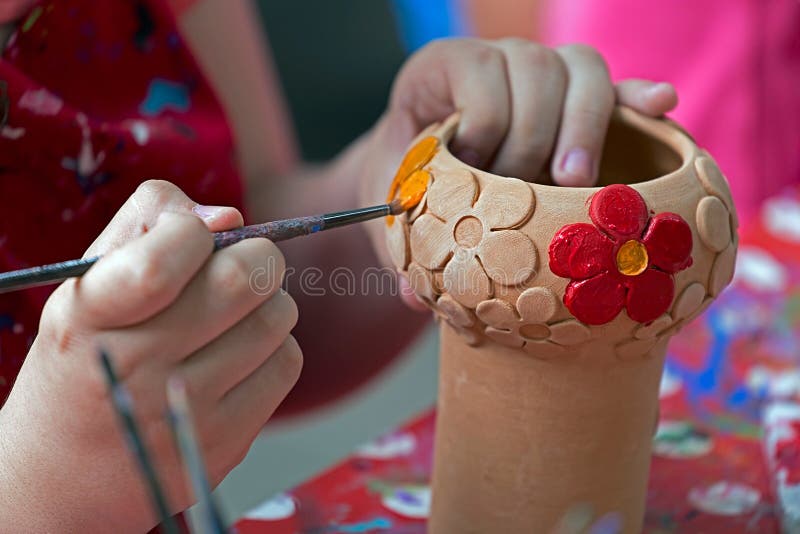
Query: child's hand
386 38 677 185
0 181 302 531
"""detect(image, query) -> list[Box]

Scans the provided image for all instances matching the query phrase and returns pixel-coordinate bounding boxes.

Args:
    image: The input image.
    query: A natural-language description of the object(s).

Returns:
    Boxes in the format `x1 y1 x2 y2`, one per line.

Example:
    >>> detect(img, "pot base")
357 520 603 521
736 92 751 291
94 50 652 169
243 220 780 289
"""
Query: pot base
430 324 666 533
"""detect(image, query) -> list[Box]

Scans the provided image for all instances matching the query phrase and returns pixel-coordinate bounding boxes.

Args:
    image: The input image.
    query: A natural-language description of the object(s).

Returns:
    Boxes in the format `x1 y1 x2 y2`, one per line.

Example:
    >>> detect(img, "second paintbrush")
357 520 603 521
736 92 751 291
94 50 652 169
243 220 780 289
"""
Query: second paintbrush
0 201 402 294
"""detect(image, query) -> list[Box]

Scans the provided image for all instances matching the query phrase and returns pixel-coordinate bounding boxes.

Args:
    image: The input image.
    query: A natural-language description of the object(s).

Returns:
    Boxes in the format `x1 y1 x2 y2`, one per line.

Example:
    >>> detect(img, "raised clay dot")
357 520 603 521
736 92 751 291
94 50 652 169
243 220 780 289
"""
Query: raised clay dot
386 220 409 270
475 299 518 330
616 338 658 361
696 196 732 253
672 282 706 321
523 340 567 360
686 297 714 323
709 243 737 297
516 287 559 323
485 326 524 348
695 156 738 230
519 323 551 340
634 314 672 340
548 320 591 346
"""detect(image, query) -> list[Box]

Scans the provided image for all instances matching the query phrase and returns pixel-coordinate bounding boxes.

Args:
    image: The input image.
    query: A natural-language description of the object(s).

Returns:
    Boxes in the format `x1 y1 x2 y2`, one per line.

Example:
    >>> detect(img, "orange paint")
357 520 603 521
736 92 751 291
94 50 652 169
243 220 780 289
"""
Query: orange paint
386 136 439 226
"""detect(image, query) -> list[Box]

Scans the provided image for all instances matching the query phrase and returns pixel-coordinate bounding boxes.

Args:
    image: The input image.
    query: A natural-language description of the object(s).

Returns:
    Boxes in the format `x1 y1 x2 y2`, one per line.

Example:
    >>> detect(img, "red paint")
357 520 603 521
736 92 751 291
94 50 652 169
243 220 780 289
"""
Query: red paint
549 184 693 325
564 273 626 325
644 213 695 272
625 268 674 323
775 422 800 485
548 223 614 279
589 183 649 240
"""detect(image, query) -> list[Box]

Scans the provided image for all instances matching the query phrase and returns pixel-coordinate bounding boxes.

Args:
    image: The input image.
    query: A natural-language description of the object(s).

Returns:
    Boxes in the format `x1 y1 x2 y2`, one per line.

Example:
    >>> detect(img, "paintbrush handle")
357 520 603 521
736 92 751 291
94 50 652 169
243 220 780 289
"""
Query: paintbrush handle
213 215 326 250
0 256 99 293
0 203 394 294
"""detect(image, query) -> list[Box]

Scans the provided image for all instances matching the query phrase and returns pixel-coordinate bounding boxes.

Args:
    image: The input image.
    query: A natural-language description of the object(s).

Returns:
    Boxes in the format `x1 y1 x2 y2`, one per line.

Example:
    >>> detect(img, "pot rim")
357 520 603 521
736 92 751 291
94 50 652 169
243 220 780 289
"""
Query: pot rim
433 106 697 194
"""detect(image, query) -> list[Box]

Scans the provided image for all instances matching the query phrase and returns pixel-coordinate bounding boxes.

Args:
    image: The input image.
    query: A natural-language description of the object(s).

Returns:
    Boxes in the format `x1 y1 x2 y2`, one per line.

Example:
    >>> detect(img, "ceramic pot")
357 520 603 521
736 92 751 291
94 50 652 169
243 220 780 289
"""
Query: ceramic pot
385 108 738 533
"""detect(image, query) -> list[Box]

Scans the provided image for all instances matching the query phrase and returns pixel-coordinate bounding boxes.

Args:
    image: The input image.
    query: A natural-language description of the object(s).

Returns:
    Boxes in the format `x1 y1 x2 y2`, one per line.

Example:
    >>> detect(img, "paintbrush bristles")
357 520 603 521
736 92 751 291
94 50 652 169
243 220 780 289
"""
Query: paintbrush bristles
389 199 405 216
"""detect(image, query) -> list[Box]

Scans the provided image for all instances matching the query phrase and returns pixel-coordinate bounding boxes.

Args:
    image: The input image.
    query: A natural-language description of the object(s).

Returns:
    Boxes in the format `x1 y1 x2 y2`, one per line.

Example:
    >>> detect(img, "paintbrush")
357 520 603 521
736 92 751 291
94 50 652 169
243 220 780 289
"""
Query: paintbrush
166 377 227 534
0 200 403 294
99 349 180 534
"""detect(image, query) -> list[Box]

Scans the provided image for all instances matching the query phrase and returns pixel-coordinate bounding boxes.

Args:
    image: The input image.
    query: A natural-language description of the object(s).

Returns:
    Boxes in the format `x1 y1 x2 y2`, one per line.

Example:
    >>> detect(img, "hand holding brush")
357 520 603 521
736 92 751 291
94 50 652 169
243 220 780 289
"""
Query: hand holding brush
0 182 302 531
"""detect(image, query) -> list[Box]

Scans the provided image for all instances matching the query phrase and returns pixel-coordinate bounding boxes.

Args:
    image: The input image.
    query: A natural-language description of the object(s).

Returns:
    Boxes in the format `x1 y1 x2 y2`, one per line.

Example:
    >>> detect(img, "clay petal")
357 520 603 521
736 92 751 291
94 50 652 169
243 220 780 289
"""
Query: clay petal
479 230 537 286
564 274 626 325
476 299 518 329
626 268 675 324
589 184 649 240
643 212 693 273
548 223 614 279
485 326 524 348
443 250 492 308
406 262 438 302
515 287 559 323
385 218 409 270
426 168 478 220
409 214 453 269
474 177 534 229
548 320 590 346
437 293 475 327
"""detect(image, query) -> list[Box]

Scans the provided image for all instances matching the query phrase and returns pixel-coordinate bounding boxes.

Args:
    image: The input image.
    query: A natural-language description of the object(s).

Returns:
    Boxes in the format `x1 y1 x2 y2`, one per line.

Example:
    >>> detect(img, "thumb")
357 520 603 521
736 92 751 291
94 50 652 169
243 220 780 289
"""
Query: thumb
84 180 243 257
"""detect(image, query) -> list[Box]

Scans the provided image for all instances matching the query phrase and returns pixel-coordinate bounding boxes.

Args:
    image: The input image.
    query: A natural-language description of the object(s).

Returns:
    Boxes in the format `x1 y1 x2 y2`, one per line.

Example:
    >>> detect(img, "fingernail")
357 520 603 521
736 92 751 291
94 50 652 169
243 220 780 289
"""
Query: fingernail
646 82 672 98
454 147 482 168
192 204 227 222
560 148 593 184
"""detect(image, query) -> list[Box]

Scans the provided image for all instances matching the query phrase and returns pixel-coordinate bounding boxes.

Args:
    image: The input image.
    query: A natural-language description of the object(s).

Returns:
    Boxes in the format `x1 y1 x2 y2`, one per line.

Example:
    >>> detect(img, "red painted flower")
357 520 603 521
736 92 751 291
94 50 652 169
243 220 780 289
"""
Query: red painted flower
548 184 693 325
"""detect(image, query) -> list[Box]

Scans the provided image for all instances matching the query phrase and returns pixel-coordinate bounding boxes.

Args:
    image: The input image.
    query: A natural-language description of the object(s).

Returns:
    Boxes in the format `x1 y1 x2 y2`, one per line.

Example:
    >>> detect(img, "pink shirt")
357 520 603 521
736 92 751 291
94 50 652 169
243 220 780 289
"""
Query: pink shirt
544 0 800 222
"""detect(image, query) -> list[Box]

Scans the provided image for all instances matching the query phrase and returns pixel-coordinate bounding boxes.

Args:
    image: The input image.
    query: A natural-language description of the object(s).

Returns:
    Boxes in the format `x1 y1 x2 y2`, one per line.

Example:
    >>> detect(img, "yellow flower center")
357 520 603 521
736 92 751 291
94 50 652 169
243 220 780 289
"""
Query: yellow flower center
616 240 649 276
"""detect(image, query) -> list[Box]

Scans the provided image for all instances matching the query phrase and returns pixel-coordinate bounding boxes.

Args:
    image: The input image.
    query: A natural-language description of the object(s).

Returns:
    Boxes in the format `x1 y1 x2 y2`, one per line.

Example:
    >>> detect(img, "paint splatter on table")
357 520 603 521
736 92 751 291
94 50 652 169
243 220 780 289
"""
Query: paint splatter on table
235 190 800 534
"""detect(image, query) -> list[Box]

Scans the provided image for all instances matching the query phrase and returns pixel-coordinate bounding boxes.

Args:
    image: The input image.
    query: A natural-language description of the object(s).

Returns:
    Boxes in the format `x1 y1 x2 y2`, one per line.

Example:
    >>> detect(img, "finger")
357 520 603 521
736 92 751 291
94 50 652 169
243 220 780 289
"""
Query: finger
214 336 302 442
551 45 616 187
489 39 567 181
411 39 511 168
105 237 285 365
450 41 511 168
615 80 678 116
61 212 213 329
85 180 243 257
180 289 298 400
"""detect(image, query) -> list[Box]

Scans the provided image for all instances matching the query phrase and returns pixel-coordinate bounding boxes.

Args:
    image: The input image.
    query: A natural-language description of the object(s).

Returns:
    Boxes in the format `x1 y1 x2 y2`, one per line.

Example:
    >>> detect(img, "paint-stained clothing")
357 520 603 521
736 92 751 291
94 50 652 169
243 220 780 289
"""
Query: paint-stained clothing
0 0 243 402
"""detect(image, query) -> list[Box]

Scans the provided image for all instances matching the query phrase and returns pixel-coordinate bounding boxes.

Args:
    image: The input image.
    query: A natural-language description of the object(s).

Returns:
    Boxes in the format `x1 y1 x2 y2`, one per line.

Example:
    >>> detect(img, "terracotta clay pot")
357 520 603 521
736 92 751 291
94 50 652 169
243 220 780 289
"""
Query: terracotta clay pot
385 107 738 533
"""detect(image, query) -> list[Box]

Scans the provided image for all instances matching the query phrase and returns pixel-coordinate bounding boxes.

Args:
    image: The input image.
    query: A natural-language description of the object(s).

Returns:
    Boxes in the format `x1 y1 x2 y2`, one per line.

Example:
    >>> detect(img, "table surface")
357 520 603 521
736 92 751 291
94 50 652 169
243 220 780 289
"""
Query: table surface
234 189 800 534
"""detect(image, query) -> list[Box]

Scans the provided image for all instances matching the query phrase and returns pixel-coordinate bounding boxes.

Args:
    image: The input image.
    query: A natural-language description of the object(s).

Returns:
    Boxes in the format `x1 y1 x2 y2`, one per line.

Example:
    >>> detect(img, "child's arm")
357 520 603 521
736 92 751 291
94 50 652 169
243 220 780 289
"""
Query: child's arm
0 181 301 531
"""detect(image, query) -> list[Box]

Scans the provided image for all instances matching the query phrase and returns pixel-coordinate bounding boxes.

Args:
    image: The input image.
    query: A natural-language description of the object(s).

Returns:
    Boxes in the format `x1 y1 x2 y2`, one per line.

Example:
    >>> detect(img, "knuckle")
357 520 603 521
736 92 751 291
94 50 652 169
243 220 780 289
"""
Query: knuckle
214 252 257 300
123 254 173 302
134 179 179 208
255 290 299 333
274 335 303 385
473 44 505 69
513 41 562 71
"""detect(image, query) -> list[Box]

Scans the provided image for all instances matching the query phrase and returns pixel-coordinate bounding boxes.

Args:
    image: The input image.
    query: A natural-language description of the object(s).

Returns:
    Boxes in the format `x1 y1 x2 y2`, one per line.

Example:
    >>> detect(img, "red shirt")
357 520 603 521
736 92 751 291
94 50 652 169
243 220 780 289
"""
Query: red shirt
0 0 244 402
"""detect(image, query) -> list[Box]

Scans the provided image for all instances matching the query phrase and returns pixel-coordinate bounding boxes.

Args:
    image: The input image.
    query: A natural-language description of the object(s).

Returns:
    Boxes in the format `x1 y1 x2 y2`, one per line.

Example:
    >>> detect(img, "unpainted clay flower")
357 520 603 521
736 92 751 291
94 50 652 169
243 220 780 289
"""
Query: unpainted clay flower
549 184 693 325
409 170 536 308
476 287 589 358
